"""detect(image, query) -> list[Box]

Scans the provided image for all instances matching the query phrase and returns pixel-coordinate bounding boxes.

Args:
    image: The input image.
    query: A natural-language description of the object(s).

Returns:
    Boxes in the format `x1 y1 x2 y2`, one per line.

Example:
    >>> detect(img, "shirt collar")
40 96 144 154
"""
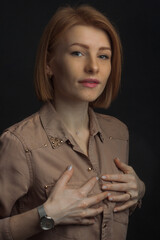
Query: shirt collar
88 107 104 142
39 101 104 144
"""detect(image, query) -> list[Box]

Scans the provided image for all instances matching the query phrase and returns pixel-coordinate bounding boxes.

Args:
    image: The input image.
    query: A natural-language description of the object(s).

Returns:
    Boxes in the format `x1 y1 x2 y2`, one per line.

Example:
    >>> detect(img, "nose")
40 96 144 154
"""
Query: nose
84 56 99 74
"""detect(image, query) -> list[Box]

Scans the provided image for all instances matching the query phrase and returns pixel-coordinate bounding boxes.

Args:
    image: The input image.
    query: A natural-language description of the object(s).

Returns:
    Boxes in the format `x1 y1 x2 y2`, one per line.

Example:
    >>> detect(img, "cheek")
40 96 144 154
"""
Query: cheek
54 63 70 81
102 66 111 82
100 66 111 92
106 62 112 75
59 61 76 79
104 64 111 82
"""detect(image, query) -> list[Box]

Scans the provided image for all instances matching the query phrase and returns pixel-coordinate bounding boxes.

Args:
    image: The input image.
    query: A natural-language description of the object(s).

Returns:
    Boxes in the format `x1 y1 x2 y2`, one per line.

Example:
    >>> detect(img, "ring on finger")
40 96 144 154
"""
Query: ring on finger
127 192 132 199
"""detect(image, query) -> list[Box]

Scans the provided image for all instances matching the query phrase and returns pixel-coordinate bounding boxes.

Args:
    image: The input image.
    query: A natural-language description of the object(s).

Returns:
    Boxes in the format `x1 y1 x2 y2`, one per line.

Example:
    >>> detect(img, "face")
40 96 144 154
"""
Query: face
48 25 112 104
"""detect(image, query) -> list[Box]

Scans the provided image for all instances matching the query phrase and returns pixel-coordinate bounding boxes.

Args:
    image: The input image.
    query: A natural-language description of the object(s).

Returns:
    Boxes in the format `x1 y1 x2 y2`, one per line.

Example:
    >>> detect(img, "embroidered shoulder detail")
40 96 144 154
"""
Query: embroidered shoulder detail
48 136 64 149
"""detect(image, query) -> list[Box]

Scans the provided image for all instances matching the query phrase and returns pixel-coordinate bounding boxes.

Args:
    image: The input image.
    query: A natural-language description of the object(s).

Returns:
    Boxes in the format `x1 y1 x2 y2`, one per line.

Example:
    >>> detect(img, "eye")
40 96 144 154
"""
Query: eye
71 51 83 57
99 55 110 60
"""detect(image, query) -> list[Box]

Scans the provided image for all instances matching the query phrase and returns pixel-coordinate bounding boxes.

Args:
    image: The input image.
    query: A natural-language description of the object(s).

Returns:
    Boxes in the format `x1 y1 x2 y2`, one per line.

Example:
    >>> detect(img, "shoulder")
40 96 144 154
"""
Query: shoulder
95 112 129 140
2 111 46 150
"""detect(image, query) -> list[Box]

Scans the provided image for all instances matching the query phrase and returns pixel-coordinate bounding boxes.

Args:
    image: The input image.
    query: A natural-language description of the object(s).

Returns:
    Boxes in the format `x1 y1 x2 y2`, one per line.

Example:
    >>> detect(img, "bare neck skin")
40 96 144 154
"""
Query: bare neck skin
53 96 89 136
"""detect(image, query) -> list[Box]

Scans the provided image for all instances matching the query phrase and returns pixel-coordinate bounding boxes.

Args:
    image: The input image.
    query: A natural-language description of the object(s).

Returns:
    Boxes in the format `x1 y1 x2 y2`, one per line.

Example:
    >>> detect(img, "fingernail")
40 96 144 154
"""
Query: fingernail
67 165 72 171
115 157 120 160
102 185 107 189
101 176 107 180
96 177 99 180
109 197 113 201
114 208 118 212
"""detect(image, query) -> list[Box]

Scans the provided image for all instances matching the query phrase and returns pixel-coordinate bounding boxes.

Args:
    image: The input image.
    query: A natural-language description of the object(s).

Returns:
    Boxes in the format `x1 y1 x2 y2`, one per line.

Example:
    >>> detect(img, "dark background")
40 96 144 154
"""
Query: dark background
1 0 160 239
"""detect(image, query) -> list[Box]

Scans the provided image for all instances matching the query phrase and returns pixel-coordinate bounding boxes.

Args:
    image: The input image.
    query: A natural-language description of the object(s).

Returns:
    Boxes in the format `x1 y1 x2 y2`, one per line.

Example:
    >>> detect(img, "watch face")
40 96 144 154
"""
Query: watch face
40 216 54 230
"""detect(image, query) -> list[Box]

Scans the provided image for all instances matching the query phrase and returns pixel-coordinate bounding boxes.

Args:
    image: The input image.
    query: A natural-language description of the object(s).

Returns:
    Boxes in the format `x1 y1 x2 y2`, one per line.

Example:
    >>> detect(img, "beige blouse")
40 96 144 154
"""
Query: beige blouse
0 101 129 240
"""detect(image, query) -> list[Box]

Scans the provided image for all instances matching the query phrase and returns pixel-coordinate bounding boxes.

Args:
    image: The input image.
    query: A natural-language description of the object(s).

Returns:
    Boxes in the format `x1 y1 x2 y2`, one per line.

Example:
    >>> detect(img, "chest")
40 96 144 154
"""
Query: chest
24 134 128 213
31 134 128 187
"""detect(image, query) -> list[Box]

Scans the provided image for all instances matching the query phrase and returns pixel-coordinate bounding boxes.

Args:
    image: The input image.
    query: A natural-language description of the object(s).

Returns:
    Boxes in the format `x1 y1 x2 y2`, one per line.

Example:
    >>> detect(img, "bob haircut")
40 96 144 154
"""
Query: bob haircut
34 5 122 109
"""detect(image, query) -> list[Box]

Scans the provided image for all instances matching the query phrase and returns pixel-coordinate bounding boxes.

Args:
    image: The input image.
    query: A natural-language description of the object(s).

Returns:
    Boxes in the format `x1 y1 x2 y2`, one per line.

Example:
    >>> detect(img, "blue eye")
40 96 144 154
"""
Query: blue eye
71 51 83 57
99 55 109 60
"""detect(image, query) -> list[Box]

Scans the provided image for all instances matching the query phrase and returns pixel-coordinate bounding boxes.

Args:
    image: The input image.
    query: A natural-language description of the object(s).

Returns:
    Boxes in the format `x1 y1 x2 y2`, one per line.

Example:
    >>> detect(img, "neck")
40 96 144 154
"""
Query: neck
53 98 89 134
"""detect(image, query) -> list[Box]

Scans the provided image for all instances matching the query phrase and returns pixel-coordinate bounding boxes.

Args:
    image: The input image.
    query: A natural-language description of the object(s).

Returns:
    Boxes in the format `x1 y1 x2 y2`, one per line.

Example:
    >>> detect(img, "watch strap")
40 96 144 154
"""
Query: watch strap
37 205 47 219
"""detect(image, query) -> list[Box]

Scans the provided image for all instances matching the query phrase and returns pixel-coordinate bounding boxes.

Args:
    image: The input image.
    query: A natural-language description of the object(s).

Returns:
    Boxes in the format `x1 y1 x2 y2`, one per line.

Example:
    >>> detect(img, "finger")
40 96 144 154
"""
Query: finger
108 193 133 202
79 177 99 196
72 218 96 225
81 191 109 208
55 165 74 190
80 206 104 218
114 200 137 212
114 158 134 174
102 183 129 191
78 218 95 225
101 173 134 183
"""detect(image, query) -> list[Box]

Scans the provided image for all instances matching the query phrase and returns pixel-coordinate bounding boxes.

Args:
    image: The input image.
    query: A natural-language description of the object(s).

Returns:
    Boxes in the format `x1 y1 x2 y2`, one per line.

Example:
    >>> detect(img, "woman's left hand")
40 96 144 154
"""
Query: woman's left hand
101 158 145 213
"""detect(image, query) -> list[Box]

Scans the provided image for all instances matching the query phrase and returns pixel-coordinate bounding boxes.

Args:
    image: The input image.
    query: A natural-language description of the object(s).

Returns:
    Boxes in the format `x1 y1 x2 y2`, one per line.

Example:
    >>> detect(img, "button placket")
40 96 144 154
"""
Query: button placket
86 136 101 181
103 223 107 228
101 205 112 240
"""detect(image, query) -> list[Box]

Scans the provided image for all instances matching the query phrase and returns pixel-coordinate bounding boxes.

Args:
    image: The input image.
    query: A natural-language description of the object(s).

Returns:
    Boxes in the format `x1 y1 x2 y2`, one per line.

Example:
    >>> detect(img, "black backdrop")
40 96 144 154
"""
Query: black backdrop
1 0 160 239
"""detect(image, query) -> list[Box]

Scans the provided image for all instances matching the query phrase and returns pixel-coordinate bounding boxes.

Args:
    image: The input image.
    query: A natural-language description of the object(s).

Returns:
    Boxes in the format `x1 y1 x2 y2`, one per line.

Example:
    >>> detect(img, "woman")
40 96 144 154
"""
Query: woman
0 5 145 240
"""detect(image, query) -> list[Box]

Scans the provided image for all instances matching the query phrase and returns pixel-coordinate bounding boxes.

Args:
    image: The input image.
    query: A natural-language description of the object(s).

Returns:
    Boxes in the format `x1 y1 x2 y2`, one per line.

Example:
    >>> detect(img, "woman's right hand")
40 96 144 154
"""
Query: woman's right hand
44 165 109 225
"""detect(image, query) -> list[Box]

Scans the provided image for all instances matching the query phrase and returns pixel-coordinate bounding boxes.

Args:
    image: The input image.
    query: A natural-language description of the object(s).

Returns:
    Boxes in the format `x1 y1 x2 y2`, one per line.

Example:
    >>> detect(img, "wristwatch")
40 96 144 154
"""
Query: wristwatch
37 205 55 230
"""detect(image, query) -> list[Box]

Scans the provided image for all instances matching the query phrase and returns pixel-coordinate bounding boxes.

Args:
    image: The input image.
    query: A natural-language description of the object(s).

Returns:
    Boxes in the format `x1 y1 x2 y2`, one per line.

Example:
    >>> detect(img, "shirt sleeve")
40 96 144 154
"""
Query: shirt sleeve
0 130 31 240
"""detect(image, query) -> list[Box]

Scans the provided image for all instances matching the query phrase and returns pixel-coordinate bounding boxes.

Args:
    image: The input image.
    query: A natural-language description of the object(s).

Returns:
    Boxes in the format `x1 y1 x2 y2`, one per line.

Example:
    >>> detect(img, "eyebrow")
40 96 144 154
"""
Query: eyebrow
70 43 111 51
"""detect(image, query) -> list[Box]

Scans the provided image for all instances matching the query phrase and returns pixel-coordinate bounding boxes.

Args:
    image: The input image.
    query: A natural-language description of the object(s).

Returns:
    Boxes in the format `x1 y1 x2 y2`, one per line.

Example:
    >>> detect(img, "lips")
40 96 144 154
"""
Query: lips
79 79 100 88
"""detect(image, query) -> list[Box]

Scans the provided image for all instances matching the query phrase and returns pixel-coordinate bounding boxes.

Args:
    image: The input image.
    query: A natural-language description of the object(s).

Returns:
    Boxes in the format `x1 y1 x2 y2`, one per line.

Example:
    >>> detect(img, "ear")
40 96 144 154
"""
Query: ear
46 64 53 76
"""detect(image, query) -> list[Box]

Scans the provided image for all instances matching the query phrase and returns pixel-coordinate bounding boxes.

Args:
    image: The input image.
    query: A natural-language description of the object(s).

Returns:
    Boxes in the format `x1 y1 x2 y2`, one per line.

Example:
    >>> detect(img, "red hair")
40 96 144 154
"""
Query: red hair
34 5 122 108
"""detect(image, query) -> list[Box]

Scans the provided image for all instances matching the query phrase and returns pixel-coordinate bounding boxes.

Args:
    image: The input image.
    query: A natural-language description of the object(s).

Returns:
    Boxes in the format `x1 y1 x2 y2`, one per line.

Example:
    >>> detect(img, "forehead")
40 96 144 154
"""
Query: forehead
61 25 111 48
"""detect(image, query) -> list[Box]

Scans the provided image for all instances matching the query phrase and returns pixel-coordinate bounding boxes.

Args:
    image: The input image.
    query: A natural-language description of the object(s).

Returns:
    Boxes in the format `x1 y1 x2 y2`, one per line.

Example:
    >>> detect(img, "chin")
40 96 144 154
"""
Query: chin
86 89 104 100
72 90 102 104
82 93 102 103
80 96 100 104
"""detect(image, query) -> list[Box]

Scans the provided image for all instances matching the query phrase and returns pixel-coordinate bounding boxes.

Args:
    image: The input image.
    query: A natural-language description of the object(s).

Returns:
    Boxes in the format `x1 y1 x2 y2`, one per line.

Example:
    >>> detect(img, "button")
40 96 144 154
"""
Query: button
103 223 107 228
88 167 92 171
48 136 64 149
44 185 48 189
